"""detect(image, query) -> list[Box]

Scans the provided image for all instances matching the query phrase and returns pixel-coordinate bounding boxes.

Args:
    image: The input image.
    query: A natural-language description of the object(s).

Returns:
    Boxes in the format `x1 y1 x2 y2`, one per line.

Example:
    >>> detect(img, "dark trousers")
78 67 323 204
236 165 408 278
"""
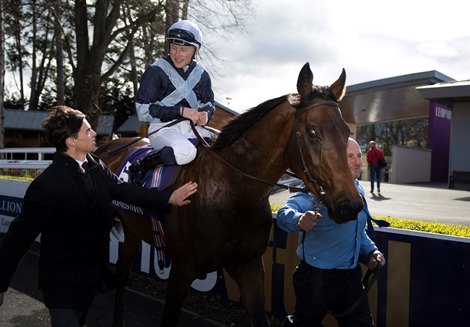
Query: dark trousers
49 308 86 327
369 165 382 192
284 262 374 327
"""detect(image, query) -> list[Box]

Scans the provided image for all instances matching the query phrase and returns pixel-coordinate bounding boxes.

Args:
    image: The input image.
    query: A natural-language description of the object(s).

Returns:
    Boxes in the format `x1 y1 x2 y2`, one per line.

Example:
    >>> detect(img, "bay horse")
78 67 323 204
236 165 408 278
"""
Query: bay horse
95 63 363 326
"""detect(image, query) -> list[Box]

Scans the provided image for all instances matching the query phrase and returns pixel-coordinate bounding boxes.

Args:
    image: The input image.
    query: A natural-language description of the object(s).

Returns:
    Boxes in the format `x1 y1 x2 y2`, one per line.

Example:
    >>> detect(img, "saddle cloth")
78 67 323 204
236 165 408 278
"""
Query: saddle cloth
111 144 181 272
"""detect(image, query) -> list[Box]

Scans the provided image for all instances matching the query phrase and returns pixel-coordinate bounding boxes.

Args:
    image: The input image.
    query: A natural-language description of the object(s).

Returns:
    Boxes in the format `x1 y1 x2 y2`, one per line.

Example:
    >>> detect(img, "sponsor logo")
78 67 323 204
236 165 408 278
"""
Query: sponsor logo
0 195 23 217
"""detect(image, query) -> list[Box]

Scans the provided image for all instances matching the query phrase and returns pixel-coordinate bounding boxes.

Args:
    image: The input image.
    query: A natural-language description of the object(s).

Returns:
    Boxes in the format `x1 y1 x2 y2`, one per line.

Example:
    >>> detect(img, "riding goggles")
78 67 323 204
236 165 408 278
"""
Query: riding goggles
167 28 201 48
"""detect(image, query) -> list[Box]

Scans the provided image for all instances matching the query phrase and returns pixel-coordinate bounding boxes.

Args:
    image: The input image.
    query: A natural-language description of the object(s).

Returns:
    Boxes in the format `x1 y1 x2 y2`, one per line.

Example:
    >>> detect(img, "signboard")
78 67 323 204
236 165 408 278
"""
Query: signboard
0 180 28 233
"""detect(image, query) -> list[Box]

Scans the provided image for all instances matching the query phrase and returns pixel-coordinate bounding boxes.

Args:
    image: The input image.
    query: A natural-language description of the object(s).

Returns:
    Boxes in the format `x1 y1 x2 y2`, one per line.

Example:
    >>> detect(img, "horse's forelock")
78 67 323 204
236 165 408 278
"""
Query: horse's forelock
295 85 338 108
211 95 288 149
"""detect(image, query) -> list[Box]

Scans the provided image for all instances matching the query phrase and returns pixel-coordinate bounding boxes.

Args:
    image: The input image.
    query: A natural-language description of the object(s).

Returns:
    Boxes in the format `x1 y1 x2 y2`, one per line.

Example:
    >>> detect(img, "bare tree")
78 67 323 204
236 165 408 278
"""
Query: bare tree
69 0 165 126
28 0 56 111
4 0 27 109
0 0 5 148
2 0 253 127
53 0 64 104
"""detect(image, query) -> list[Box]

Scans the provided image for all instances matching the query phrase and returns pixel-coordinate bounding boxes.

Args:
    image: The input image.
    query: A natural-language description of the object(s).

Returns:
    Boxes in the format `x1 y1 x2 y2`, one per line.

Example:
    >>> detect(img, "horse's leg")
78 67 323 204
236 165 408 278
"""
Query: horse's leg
160 263 194 327
227 257 270 327
112 222 142 327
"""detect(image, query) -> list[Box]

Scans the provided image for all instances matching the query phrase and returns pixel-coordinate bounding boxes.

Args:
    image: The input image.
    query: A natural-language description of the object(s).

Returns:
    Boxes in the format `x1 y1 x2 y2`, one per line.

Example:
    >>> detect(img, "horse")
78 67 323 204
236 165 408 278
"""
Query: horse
95 62 364 327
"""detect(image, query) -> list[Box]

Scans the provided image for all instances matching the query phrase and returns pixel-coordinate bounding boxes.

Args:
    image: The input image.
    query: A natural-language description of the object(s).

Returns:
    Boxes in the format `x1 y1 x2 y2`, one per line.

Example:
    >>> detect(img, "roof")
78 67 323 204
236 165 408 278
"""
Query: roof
416 80 470 103
116 115 143 133
4 109 48 131
96 115 115 135
4 109 115 135
340 70 455 125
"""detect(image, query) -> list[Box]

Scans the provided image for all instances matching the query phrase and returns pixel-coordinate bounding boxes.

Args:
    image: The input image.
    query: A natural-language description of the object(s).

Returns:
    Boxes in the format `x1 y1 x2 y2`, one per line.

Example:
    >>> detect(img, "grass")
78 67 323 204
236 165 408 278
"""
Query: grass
0 175 34 182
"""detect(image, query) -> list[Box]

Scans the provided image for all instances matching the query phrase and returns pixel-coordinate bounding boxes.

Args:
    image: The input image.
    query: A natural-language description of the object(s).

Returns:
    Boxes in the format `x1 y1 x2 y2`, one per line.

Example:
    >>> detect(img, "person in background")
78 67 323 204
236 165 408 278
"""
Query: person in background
132 19 215 178
366 140 386 194
277 137 385 327
0 106 197 326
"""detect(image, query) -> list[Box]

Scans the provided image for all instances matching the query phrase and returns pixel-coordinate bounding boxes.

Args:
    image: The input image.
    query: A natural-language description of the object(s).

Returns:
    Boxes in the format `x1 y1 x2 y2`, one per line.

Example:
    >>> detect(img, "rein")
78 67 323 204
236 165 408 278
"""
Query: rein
189 121 306 193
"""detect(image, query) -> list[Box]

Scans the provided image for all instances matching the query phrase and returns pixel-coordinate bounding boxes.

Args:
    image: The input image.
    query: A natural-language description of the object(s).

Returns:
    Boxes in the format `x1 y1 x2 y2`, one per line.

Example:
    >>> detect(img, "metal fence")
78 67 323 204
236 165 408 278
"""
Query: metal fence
0 147 54 178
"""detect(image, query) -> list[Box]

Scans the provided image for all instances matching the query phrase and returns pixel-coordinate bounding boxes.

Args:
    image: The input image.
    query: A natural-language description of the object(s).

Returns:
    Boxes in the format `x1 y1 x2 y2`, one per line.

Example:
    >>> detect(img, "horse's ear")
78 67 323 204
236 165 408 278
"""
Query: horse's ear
329 68 347 101
297 62 313 96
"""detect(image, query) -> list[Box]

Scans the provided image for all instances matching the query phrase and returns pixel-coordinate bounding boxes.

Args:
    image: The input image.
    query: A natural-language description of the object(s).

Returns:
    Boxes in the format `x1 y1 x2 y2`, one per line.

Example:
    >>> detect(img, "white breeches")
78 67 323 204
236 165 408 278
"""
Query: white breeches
148 120 212 165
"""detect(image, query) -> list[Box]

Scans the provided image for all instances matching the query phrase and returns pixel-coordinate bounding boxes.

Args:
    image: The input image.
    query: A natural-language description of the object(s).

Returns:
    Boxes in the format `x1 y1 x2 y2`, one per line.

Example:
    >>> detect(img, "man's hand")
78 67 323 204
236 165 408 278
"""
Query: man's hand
181 107 200 125
169 181 197 206
297 211 322 232
368 250 386 271
196 111 208 126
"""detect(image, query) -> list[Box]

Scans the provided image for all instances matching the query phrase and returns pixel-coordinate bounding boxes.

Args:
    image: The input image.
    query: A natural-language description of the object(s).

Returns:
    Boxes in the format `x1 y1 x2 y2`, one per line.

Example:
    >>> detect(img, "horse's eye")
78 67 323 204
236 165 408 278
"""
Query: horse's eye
308 128 317 138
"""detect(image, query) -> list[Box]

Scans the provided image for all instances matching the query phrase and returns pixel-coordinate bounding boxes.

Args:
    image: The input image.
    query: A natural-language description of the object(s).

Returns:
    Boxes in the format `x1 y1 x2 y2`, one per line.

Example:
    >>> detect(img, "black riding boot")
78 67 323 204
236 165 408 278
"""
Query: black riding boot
128 152 164 185
128 147 177 185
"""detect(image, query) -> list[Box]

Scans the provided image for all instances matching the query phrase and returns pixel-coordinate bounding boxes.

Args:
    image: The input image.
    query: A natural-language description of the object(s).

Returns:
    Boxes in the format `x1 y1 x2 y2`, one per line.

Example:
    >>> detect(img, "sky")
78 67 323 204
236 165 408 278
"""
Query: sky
203 0 470 113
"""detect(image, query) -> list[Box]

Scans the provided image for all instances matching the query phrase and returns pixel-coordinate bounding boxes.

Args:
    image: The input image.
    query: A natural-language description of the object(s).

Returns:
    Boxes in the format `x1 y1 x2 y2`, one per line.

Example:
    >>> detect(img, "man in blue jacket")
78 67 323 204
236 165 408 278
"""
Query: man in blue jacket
277 137 385 327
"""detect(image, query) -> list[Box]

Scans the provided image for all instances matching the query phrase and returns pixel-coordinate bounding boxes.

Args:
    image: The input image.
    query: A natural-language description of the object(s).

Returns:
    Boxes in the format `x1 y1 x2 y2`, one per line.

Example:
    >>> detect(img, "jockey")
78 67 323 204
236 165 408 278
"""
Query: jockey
131 20 215 182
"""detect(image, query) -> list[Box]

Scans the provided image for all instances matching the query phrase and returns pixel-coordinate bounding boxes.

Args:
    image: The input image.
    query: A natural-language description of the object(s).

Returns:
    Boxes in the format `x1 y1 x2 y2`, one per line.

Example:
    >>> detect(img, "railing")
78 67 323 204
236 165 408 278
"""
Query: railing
0 147 54 178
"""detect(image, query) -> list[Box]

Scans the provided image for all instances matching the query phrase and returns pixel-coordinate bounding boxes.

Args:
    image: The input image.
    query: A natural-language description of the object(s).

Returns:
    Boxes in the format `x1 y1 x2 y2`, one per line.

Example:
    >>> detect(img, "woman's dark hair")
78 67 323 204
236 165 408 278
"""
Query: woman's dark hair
42 105 86 152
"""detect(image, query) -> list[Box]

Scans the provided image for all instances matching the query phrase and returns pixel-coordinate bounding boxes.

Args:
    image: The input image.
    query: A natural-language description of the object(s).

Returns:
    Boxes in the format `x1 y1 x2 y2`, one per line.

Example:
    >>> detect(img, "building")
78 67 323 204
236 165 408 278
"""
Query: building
2 109 115 149
340 71 470 185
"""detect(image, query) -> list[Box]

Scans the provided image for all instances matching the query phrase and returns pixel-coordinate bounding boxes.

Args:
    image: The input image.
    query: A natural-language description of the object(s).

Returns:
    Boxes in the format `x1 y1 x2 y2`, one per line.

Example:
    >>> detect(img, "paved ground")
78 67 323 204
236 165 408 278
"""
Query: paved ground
0 250 225 327
269 181 470 226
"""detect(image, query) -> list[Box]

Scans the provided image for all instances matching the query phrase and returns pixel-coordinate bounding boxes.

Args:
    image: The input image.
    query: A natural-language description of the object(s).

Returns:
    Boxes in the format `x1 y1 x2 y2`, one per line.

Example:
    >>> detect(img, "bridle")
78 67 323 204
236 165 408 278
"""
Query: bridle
293 100 340 201
190 100 341 196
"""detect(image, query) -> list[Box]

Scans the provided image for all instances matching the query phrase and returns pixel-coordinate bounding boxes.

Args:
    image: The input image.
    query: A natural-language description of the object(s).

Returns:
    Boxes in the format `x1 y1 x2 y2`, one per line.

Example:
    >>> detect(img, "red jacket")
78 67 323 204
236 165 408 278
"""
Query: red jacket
367 146 385 167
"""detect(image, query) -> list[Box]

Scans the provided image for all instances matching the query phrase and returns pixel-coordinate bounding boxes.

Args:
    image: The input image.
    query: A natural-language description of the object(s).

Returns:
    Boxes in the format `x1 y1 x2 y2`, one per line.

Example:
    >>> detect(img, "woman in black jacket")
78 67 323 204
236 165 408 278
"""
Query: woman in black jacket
0 105 197 326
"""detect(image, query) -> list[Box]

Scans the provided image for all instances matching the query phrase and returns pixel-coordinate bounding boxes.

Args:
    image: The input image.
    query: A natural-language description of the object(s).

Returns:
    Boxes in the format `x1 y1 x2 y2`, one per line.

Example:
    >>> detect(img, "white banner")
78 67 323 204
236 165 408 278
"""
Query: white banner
0 179 30 233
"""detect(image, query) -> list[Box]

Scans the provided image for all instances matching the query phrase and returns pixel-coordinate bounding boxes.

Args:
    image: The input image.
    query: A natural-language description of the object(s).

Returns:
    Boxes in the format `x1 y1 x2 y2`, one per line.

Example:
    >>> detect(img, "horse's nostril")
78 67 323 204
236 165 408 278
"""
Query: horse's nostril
333 198 361 223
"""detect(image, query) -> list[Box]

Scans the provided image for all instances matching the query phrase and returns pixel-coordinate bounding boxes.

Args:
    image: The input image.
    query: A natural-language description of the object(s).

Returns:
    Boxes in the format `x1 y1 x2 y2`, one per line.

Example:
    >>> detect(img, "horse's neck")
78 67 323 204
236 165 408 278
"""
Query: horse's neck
217 108 292 184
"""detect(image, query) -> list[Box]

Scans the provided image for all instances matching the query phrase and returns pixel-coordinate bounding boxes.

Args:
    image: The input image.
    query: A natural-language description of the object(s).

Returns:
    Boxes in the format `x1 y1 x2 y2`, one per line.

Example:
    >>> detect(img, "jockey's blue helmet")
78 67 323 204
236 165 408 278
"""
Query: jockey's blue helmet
167 20 202 50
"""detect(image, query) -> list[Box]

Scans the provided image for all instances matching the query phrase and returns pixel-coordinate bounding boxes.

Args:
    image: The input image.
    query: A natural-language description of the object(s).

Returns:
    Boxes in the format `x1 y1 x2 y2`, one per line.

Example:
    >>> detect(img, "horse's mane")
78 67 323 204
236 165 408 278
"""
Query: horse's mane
211 95 287 150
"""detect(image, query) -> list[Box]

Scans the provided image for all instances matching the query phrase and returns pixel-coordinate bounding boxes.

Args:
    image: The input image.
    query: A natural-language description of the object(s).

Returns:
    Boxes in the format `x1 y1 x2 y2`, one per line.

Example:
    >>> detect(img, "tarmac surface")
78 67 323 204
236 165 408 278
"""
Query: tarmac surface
0 249 225 327
1 181 469 326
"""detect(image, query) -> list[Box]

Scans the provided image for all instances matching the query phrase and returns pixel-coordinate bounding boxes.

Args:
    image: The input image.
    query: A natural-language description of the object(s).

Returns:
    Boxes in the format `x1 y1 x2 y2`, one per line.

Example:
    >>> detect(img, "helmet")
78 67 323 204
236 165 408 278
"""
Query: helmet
167 20 202 49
